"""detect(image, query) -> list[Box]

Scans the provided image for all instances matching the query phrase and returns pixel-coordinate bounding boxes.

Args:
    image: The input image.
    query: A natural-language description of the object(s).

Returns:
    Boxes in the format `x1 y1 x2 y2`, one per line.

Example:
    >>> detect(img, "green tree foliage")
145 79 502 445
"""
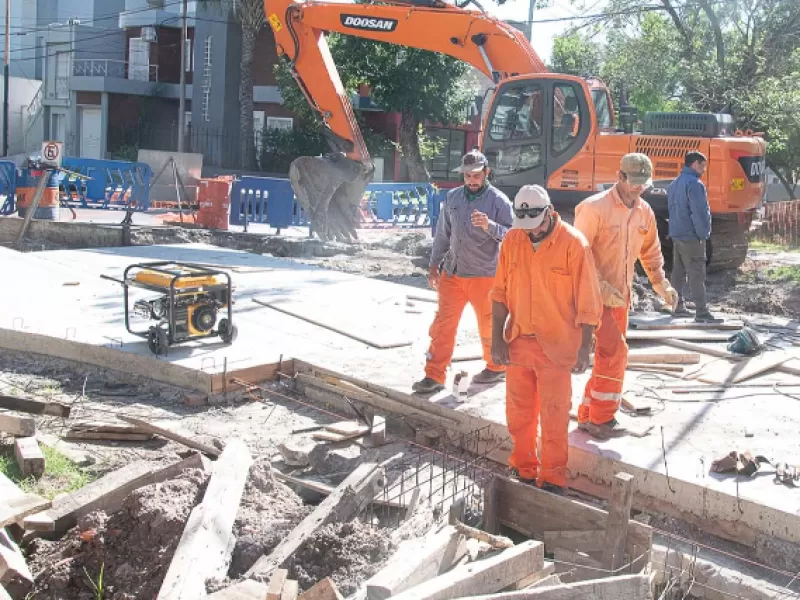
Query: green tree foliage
274 33 473 181
549 32 601 77
554 0 800 192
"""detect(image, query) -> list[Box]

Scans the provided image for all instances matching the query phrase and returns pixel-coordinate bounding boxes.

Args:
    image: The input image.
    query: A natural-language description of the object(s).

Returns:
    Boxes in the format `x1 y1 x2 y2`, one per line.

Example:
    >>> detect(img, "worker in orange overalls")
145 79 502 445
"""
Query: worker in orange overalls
412 150 514 394
491 185 603 494
574 153 679 439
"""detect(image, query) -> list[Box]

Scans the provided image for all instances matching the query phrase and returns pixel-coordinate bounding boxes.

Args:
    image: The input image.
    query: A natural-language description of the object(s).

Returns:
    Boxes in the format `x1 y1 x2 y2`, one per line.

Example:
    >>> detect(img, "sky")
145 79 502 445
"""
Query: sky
484 0 605 63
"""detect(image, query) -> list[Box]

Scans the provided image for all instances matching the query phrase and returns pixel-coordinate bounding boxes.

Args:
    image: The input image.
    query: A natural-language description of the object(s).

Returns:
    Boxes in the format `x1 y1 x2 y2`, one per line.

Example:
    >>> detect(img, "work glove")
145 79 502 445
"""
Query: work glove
653 280 679 312
600 280 627 308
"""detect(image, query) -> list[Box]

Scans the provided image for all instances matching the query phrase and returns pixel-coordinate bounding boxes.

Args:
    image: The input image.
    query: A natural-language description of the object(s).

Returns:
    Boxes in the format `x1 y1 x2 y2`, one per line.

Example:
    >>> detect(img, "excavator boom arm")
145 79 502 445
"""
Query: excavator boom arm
266 0 549 165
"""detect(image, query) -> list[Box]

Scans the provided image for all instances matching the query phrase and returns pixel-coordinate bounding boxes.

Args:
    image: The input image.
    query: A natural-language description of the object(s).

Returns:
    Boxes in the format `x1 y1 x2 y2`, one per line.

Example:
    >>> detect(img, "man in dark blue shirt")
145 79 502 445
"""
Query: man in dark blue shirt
667 151 722 323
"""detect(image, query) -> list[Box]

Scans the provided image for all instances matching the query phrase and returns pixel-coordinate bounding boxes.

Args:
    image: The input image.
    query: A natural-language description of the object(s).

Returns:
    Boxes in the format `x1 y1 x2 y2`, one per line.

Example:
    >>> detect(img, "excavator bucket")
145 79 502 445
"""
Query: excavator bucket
289 154 374 242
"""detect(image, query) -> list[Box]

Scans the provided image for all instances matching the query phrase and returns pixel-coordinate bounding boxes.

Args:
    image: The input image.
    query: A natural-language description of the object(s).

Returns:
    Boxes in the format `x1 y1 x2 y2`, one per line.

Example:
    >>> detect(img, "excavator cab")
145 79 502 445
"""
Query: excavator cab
481 74 600 201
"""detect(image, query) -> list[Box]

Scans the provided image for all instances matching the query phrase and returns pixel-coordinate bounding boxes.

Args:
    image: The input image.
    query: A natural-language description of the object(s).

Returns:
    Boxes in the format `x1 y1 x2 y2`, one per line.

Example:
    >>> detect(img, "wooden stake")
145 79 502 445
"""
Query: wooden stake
601 473 635 573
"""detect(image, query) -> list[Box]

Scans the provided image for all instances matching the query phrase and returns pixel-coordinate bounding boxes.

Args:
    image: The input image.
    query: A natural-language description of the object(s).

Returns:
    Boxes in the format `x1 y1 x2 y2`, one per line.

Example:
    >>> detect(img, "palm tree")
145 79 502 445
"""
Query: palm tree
199 0 265 170
232 0 266 170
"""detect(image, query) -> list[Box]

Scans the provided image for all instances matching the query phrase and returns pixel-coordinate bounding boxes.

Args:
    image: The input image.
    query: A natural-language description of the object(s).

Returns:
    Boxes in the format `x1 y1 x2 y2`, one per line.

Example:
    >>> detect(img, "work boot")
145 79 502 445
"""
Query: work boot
578 418 627 440
412 377 444 394
673 302 692 317
695 311 724 324
472 368 506 384
509 467 537 486
540 482 565 496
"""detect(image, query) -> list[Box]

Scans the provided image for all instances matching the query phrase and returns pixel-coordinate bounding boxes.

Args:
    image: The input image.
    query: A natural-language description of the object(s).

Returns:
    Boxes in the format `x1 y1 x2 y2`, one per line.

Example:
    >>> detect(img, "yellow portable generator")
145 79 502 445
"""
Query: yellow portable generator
116 262 237 355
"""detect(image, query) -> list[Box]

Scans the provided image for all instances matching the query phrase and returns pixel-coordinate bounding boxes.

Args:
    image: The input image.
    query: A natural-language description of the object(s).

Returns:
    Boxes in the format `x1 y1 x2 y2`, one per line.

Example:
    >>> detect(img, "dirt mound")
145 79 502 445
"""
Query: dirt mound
228 459 312 578
287 520 395 595
27 467 208 600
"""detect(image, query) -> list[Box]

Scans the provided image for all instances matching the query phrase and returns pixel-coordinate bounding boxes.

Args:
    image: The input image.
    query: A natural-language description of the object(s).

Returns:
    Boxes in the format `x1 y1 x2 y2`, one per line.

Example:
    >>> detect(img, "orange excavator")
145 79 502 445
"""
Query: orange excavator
265 0 767 271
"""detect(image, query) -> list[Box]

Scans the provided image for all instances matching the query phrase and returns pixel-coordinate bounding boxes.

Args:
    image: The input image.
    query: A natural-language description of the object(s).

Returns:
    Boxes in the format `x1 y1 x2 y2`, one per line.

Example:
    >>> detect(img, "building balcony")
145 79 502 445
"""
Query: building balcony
68 59 189 99
73 58 159 83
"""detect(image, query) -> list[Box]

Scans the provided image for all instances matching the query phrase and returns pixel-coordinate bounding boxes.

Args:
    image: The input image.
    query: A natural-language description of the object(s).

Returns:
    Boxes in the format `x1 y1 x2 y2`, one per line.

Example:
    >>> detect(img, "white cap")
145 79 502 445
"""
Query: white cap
512 185 551 230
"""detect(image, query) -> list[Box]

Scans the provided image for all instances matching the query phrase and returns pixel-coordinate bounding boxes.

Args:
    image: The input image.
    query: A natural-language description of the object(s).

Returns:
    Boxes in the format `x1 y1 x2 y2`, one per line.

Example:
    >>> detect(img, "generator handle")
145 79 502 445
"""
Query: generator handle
100 274 125 285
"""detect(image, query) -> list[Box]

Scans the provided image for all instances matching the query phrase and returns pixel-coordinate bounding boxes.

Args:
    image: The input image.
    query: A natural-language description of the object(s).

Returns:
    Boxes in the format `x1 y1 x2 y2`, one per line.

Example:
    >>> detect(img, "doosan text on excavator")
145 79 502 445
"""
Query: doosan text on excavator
264 0 767 272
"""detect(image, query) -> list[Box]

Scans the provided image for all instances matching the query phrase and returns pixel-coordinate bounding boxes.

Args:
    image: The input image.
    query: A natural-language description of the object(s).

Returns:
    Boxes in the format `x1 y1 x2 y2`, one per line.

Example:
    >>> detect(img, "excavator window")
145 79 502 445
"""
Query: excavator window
592 87 613 130
552 83 582 156
488 83 544 141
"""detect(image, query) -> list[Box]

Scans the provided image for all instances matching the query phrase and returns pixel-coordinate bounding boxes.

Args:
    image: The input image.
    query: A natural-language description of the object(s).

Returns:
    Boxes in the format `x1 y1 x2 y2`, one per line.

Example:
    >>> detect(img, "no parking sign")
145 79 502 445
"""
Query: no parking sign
41 141 63 168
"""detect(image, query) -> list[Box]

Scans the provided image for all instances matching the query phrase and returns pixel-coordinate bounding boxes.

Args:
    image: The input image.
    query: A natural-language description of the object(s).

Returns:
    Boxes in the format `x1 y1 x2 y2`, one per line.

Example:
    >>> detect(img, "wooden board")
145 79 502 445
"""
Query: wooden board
267 569 289 600
273 471 405 509
245 462 385 579
626 329 733 342
158 439 253 600
63 431 154 442
325 420 370 436
659 339 743 360
628 320 742 331
387 540 545 600
118 415 222 457
626 352 700 365
0 472 50 529
602 473 635 572
0 413 35 437
543 530 605 554
282 579 300 600
0 527 33 598
207 580 269 599
298 578 344 600
0 394 71 418
505 562 556 591
690 352 795 385
458 574 651 600
253 298 414 349
40 453 206 537
366 526 462 600
14 437 45 478
494 476 651 561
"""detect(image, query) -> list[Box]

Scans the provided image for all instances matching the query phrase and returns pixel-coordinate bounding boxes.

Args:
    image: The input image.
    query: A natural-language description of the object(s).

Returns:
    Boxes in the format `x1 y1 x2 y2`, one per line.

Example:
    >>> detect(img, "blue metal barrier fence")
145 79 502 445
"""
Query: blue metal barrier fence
229 176 446 232
60 157 153 211
0 160 17 215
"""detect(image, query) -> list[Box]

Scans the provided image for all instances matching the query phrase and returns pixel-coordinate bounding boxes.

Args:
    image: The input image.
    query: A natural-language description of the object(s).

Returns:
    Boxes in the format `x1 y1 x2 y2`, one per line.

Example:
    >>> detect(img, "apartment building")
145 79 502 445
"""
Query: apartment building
14 0 195 158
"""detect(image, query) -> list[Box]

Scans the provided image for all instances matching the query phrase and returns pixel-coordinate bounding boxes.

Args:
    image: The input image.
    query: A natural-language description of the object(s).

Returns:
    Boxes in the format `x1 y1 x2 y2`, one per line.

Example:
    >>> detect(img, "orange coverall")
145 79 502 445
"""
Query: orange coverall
574 186 667 425
491 216 603 486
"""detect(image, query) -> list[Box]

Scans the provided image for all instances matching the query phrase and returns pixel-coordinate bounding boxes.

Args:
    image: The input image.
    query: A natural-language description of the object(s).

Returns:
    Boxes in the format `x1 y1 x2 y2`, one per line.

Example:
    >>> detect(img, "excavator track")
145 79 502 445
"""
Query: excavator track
706 215 750 273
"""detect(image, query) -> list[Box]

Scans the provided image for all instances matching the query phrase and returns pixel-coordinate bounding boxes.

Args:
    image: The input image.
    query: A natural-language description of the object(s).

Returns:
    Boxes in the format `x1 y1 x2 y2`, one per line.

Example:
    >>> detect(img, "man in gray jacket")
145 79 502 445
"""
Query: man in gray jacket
413 150 514 394
667 151 722 323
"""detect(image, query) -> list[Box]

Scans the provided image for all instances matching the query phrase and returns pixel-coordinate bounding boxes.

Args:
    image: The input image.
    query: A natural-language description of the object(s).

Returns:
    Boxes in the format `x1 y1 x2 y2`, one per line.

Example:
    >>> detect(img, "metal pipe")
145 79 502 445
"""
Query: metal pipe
177 0 188 153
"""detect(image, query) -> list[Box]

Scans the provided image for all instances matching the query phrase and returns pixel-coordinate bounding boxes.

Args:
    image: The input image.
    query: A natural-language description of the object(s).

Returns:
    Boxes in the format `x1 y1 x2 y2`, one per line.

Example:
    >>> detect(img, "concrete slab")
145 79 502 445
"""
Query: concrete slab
1 242 799 559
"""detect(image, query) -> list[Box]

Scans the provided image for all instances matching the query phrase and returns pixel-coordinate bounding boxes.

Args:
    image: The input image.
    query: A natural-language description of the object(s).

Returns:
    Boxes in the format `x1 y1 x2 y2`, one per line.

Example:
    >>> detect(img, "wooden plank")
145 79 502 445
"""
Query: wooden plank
602 473 635 572
13 437 45 478
543 530 605 554
553 548 605 583
0 527 33 599
214 360 294 393
691 352 795 385
207 580 269 599
118 415 222 457
366 525 462 600
457 573 651 600
387 540 544 600
22 512 55 532
41 453 206 537
325 421 370 436
626 364 683 374
628 321 742 331
245 462 385 580
626 352 701 365
273 470 404 510
0 394 71 418
68 423 150 434
370 415 387 445
524 575 561 590
659 339 744 360
0 413 35 437
298 578 344 600
266 568 289 600
252 298 414 349
0 473 50 529
282 579 300 600
63 431 154 442
494 476 651 560
626 329 732 342
505 562 556 590
158 439 253 600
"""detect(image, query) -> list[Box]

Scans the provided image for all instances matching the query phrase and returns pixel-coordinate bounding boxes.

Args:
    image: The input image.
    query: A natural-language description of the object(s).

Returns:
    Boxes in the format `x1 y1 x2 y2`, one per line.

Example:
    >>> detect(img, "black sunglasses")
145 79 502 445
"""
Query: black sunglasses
514 205 549 219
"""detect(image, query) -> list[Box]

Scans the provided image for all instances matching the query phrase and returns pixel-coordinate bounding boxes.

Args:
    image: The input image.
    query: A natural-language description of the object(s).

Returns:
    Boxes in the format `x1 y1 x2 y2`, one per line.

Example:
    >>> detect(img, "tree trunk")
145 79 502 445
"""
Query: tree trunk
239 25 258 170
768 160 798 200
398 113 430 182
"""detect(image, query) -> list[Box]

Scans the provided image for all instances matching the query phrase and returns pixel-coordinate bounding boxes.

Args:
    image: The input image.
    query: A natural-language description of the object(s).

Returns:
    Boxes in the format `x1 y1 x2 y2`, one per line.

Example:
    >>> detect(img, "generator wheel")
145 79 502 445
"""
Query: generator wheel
218 318 238 344
147 326 169 355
